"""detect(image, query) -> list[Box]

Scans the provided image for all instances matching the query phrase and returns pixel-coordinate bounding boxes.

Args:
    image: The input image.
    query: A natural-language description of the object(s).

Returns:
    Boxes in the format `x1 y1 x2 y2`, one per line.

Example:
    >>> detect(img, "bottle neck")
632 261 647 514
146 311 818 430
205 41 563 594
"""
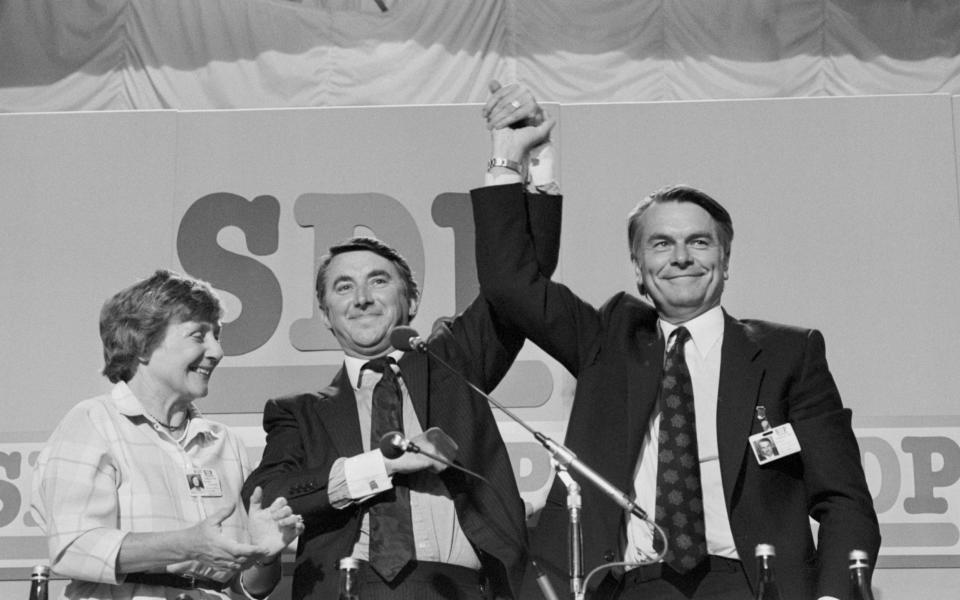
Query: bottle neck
754 556 781 600
29 580 48 600
756 555 775 580
848 566 874 600
849 564 870 582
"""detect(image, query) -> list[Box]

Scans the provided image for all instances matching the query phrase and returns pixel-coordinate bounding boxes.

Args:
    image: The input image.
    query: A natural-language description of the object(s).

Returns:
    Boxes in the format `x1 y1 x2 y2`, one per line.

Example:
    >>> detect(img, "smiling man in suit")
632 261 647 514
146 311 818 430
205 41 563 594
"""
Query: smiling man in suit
472 83 880 600
241 143 562 598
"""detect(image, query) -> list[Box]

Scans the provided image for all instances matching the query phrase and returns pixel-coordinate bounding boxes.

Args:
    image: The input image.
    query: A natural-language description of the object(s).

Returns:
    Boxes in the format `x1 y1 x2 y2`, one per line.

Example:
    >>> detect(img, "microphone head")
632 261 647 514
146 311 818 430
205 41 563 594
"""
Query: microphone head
389 325 421 351
378 431 406 459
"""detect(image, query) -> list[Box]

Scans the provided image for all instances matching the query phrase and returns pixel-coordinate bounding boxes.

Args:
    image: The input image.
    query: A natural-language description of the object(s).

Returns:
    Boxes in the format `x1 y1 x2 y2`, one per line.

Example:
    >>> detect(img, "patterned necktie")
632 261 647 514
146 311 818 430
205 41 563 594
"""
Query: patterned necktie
654 326 707 573
364 356 415 581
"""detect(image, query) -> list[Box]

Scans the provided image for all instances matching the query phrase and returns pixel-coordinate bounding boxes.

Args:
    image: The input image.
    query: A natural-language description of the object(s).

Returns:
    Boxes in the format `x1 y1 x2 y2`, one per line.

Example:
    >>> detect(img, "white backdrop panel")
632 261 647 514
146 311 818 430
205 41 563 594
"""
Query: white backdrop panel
559 95 960 417
1 98 959 591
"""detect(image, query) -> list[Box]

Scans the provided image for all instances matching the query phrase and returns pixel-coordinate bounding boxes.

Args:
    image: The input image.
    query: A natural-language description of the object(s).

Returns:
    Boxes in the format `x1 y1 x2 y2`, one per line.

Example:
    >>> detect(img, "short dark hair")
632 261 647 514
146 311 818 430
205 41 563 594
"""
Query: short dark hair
627 184 734 262
314 237 420 313
100 269 223 383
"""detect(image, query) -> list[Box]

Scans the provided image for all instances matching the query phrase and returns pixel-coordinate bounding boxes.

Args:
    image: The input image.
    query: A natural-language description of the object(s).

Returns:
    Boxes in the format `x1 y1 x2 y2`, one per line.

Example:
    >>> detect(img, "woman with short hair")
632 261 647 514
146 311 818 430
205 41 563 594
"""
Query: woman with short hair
32 269 303 600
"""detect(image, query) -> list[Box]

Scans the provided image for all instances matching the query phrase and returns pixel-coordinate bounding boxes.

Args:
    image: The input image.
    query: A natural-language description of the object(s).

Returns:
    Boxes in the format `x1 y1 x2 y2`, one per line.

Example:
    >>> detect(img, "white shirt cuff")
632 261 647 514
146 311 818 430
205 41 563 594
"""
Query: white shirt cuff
343 450 393 502
528 141 558 190
484 170 523 186
483 140 559 192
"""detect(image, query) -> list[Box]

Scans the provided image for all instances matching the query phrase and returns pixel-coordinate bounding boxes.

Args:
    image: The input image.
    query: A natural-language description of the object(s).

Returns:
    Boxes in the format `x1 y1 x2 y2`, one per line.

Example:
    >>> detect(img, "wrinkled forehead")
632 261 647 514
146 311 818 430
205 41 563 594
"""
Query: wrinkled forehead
325 250 402 285
639 201 720 238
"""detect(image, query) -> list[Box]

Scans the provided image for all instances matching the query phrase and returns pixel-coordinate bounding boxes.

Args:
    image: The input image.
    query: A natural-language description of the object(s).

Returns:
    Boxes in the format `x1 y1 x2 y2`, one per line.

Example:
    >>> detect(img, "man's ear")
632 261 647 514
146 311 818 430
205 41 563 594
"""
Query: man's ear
632 258 647 297
319 307 332 329
407 296 420 320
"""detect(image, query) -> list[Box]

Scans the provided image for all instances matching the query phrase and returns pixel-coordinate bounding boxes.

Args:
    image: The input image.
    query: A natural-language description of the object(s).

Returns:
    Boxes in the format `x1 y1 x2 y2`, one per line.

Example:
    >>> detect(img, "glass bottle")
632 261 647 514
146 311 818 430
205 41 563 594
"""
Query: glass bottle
28 565 50 600
847 549 875 600
338 557 361 600
754 544 783 600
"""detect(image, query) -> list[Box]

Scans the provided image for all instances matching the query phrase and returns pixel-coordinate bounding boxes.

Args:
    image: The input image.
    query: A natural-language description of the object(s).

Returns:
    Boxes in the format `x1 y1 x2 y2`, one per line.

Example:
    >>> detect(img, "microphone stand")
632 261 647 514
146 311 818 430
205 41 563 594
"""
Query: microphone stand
396 331 652 599
413 343 647 522
381 432 560 600
556 469 584 600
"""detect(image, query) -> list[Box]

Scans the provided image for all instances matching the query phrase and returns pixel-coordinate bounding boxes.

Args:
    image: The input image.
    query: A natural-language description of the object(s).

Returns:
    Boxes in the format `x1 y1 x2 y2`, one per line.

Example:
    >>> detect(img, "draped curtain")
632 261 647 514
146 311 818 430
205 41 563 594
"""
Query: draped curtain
2 0 960 112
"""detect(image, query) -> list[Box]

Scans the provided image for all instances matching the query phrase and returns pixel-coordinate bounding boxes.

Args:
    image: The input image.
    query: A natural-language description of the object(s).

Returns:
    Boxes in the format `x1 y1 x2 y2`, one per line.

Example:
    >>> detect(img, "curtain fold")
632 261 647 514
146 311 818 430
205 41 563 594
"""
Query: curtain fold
2 0 960 112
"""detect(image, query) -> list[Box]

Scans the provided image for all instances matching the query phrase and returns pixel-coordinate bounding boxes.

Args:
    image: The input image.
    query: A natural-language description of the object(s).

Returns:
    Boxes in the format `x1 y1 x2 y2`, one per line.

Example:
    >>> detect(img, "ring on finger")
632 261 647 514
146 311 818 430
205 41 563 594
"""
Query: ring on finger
510 100 521 110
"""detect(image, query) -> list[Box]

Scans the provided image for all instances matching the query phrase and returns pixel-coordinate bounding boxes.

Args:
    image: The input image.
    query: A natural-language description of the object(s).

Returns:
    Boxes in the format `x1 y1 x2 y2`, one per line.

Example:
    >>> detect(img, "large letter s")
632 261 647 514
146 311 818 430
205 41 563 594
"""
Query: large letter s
177 192 281 355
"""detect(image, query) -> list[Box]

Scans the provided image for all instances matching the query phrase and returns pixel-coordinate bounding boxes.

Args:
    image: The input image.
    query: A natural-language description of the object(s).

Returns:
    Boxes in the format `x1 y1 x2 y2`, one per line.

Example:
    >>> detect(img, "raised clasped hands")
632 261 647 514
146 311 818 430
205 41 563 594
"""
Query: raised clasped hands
483 80 555 161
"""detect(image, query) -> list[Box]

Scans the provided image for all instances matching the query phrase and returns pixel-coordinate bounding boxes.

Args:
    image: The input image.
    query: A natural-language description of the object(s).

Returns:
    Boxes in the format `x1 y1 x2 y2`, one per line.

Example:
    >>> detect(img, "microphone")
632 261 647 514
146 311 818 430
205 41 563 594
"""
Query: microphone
377 431 559 600
386 326 648 522
390 325 427 353
378 431 421 460
380 431 488 484
379 430 481 482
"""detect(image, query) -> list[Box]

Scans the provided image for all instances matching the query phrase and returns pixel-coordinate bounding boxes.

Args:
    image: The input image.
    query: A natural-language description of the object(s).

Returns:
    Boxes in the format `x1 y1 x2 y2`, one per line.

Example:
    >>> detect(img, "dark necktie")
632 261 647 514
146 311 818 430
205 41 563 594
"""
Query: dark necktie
654 327 707 573
364 356 415 581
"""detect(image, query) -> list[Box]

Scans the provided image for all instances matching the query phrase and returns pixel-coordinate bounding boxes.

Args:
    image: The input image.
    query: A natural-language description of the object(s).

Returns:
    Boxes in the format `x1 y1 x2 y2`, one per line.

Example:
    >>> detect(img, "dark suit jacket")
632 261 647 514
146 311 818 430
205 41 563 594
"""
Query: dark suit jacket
241 189 562 600
472 184 880 600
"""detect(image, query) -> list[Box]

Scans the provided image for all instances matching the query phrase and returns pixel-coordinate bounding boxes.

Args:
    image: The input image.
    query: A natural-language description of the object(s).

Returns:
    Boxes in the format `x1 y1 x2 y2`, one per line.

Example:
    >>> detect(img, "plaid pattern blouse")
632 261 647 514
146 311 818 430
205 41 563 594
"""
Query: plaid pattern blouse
31 382 254 599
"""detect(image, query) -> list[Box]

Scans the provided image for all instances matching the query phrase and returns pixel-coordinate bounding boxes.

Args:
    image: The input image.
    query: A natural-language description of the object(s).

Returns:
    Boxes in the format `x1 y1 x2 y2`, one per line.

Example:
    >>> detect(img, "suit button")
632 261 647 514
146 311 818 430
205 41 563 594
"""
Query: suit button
603 550 615 562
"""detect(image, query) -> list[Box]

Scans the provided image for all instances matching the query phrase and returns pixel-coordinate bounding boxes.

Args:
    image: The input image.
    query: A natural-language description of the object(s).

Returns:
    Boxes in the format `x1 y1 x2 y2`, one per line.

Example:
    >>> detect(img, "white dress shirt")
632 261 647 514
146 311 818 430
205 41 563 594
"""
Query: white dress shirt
327 352 481 569
624 305 738 565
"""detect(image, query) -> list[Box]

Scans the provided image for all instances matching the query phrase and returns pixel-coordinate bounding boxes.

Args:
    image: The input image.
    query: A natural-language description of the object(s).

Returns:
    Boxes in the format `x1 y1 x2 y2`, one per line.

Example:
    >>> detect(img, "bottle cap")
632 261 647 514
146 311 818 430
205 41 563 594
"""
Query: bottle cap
339 557 360 570
755 543 776 557
31 564 50 577
849 549 869 561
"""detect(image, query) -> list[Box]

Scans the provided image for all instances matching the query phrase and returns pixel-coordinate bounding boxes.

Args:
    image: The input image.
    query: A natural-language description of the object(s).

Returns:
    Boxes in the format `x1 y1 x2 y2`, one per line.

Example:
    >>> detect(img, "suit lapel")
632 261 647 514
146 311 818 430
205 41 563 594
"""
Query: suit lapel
716 311 764 507
315 366 365 456
627 314 664 459
399 350 430 430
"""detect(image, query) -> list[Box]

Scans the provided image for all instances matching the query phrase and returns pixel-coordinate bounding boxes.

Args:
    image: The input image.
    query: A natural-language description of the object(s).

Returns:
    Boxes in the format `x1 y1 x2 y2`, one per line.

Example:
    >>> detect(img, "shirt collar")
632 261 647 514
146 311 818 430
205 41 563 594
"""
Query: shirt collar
658 305 724 357
344 350 405 390
110 381 218 439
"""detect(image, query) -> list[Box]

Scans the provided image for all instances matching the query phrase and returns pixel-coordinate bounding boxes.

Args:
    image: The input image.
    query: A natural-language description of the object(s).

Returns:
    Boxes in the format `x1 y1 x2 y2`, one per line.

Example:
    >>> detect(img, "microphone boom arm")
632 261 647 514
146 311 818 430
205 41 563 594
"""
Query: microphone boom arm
410 339 648 521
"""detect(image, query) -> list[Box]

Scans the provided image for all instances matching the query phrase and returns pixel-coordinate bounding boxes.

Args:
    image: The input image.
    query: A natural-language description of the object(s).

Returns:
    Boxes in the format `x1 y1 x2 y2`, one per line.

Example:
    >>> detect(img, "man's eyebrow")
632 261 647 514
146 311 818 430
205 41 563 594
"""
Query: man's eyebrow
367 269 393 279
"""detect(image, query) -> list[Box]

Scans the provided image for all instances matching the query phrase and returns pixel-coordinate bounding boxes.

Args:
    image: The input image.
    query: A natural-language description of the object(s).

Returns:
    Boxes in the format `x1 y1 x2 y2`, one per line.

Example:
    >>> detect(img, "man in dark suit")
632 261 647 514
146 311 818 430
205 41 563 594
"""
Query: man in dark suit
242 190 561 597
471 85 880 599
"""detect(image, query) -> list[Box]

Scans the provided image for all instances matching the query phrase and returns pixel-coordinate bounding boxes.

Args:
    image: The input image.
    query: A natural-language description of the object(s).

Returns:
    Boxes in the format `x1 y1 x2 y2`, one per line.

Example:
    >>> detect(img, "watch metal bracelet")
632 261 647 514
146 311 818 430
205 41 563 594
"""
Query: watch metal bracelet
487 157 523 175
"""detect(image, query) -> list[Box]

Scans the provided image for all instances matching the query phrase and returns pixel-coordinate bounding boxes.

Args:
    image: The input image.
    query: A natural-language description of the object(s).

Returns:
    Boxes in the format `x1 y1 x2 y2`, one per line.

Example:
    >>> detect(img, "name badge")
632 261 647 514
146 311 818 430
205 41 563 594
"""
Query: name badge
186 468 223 497
749 424 801 465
